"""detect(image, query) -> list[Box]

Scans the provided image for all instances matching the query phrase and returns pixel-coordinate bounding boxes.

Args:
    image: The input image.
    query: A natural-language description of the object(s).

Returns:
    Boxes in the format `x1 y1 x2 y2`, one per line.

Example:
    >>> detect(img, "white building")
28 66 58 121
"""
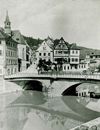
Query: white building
69 44 80 66
0 11 32 74
77 88 90 97
36 37 54 63
12 30 31 71
36 37 89 72
62 43 88 72
0 12 18 76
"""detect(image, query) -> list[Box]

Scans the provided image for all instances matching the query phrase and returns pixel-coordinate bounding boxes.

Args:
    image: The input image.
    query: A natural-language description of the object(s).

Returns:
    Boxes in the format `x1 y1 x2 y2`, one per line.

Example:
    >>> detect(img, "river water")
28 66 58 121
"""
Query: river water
0 79 100 130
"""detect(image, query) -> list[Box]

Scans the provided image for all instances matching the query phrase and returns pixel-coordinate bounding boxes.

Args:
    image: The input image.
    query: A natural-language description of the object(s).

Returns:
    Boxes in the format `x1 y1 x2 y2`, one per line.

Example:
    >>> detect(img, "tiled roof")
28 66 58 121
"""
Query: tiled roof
0 31 6 39
90 52 100 56
44 36 54 49
0 28 8 39
12 30 26 45
70 43 80 50
0 28 19 44
54 37 69 49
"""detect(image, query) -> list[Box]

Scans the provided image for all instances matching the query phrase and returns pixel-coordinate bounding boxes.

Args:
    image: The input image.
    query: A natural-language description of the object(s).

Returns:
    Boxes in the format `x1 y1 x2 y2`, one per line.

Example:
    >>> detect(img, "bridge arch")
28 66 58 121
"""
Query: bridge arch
12 79 51 92
62 82 83 96
23 80 44 91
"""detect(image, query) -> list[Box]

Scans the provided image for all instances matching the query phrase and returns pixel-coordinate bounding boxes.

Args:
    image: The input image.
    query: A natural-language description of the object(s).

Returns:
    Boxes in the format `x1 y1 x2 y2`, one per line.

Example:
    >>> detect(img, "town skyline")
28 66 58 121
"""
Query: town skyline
0 0 100 49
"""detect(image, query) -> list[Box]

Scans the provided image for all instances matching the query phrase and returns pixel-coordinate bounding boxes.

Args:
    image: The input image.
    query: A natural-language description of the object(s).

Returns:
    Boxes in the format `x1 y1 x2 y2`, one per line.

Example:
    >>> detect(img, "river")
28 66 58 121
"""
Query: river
0 79 100 130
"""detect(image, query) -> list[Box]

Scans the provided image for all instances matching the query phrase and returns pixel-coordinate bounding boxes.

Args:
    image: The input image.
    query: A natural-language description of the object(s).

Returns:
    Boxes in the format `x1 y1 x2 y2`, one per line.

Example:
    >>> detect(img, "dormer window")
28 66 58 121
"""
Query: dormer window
16 38 19 41
43 46 46 50
59 44 61 47
7 22 10 25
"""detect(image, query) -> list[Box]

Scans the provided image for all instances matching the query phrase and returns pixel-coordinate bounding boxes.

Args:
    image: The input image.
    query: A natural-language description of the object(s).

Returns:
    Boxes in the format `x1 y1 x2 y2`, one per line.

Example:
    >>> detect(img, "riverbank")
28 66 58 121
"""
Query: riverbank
0 77 22 94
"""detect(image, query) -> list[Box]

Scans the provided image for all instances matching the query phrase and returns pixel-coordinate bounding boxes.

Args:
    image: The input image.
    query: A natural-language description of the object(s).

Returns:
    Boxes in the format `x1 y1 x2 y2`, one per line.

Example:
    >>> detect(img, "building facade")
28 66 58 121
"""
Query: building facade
4 12 18 76
12 30 31 71
54 37 69 63
36 37 53 63
0 11 31 75
0 25 18 76
36 37 89 72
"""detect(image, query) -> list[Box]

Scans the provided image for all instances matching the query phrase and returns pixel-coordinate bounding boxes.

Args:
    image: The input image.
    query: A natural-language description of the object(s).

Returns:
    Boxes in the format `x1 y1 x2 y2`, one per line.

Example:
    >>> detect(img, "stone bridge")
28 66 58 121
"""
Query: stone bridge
4 73 100 95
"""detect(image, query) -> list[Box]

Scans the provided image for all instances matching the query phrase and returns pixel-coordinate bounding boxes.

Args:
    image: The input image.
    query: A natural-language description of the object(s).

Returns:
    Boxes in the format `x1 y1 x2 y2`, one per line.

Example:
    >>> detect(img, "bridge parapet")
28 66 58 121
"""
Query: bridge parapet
4 73 100 81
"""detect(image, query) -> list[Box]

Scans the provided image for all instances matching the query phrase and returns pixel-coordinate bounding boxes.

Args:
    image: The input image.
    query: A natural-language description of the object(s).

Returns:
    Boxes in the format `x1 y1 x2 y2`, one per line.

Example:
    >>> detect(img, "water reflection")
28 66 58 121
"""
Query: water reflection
77 96 100 113
0 91 100 130
0 106 82 130
62 96 100 121
10 91 47 105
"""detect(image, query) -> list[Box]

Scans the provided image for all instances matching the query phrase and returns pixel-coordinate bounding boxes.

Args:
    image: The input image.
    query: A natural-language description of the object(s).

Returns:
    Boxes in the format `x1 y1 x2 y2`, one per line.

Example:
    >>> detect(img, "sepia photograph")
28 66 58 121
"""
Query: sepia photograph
0 0 100 129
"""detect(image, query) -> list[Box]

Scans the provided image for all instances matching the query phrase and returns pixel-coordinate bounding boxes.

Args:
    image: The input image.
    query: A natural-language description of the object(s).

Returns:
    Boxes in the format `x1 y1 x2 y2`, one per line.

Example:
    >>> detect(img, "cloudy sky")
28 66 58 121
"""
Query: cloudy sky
0 0 100 49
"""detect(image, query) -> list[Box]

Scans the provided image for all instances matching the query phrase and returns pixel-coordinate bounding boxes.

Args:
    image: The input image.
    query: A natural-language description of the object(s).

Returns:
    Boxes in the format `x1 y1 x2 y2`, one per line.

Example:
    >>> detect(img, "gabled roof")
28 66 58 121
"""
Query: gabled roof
0 27 8 39
12 30 26 45
44 36 54 49
70 43 80 50
54 37 69 49
0 31 6 39
0 28 19 44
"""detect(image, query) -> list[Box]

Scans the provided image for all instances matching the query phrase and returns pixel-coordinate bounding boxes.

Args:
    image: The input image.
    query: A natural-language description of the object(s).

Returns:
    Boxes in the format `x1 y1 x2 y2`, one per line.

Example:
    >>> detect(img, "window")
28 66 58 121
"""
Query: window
0 50 2 55
72 50 74 54
43 47 46 50
8 69 10 75
58 51 62 54
7 22 10 25
22 48 24 60
59 44 61 47
76 50 78 54
48 53 50 56
64 51 68 54
16 38 19 41
0 69 2 74
15 68 16 73
26 54 29 61
72 58 74 62
64 66 66 70
90 56 93 58
0 41 1 44
62 45 65 48
44 53 46 56
39 53 41 56
75 58 78 62
75 65 77 69
11 60 12 65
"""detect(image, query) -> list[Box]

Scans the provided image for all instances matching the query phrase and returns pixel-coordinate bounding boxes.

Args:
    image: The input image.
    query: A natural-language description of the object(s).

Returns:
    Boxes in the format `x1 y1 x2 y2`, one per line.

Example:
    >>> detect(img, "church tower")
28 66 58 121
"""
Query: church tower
4 11 11 35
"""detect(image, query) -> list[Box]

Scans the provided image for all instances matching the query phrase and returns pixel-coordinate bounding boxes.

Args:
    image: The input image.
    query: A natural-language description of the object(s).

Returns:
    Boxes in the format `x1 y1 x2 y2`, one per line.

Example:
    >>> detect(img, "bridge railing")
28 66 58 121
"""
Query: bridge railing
4 72 100 81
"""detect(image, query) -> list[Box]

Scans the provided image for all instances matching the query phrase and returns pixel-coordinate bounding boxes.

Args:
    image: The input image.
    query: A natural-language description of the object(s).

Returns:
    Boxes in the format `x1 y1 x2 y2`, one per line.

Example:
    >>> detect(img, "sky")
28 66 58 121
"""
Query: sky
0 0 100 49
